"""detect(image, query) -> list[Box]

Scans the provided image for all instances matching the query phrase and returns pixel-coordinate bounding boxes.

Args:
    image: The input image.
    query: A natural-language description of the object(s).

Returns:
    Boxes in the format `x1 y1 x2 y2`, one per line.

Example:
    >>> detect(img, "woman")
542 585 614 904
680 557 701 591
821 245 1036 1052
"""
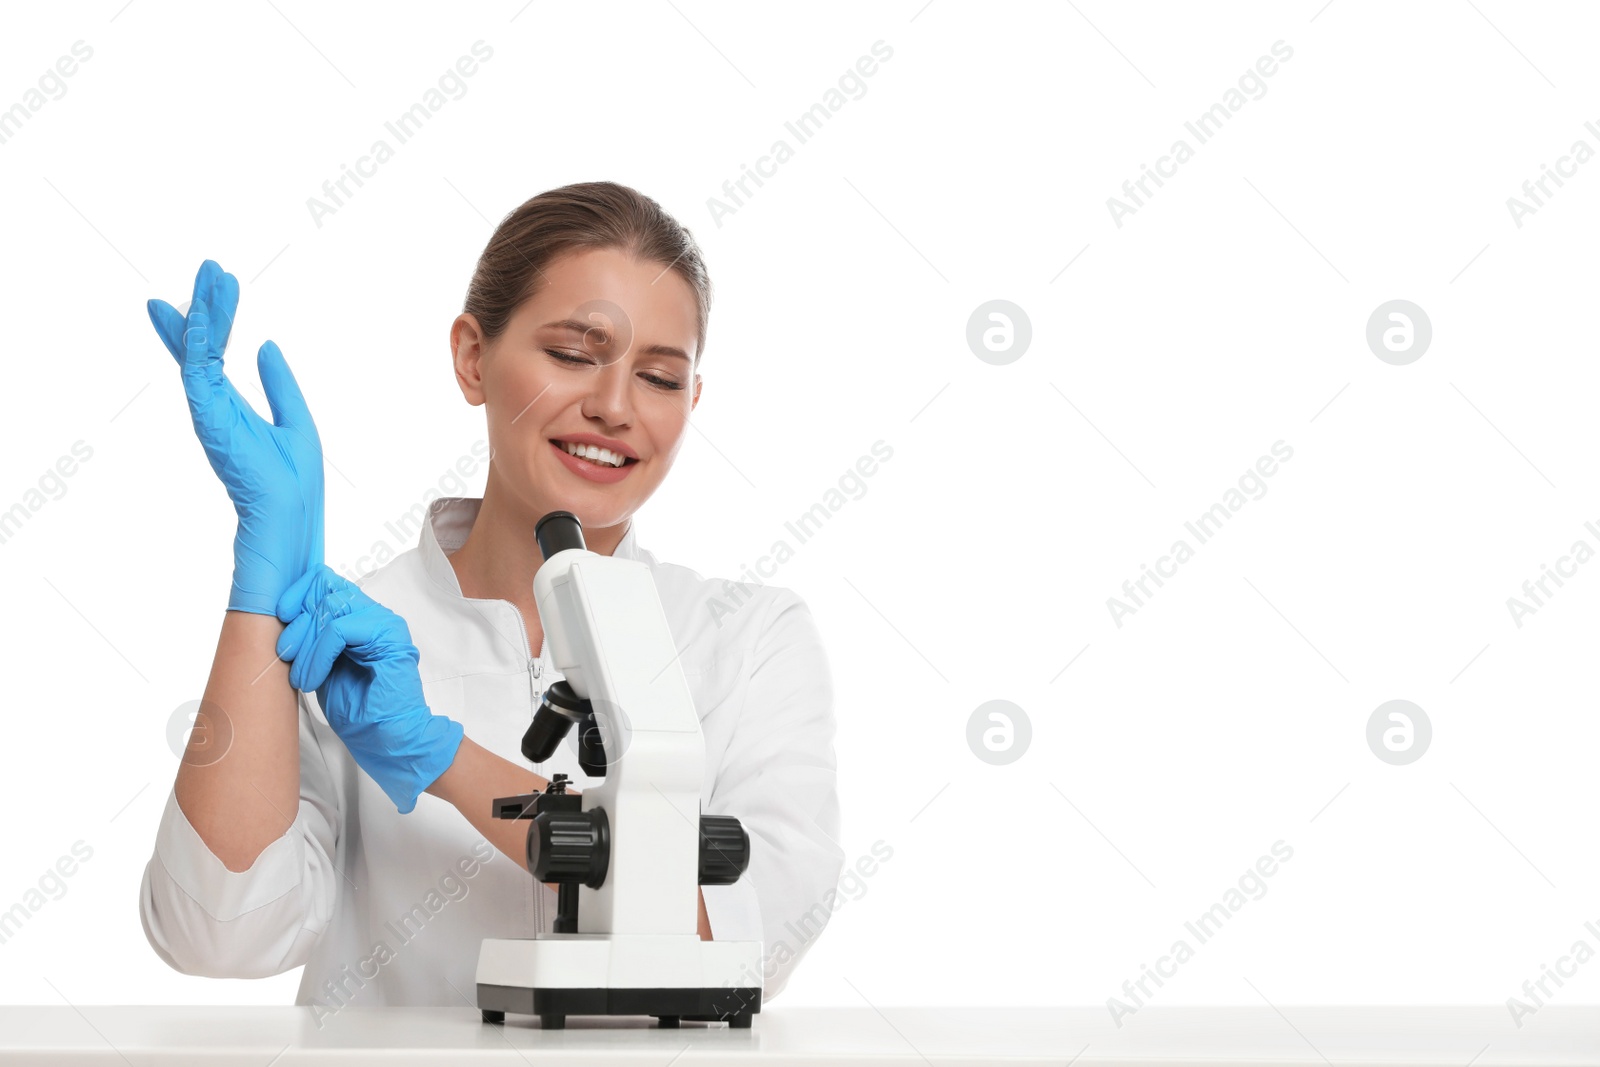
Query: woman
137 182 844 1015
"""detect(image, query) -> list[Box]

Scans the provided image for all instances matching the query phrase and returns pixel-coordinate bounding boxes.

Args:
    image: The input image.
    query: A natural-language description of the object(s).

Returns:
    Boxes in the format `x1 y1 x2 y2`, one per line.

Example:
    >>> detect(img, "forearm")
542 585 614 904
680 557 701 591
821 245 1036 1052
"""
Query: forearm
174 610 301 873
426 734 552 879
427 735 712 937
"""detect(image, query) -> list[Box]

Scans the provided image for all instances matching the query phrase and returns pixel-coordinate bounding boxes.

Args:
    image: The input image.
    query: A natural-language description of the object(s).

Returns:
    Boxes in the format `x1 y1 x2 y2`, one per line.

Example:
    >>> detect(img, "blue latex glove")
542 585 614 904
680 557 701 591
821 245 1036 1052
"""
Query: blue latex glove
275 564 465 815
147 259 325 616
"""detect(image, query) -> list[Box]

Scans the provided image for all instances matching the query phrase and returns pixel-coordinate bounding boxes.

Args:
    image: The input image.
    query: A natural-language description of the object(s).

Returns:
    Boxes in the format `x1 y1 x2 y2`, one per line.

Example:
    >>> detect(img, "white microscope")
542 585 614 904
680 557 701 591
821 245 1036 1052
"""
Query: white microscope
475 511 763 1029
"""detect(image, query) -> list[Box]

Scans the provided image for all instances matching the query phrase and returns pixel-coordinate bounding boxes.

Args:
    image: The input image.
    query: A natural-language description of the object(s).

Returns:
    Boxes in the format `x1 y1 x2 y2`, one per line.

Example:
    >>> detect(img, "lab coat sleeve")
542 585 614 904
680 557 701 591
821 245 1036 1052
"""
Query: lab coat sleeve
138 688 342 978
700 586 845 1002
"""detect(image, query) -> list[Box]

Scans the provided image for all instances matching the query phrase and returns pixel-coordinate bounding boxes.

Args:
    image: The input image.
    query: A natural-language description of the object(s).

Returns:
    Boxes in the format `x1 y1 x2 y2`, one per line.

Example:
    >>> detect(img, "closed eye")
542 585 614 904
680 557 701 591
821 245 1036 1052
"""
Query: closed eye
546 349 683 391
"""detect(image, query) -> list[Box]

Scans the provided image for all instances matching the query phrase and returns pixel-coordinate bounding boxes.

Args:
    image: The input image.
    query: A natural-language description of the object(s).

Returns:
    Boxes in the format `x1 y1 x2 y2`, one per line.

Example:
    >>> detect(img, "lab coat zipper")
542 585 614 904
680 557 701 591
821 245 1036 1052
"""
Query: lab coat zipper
507 613 550 936
528 633 548 723
528 652 543 727
509 603 546 717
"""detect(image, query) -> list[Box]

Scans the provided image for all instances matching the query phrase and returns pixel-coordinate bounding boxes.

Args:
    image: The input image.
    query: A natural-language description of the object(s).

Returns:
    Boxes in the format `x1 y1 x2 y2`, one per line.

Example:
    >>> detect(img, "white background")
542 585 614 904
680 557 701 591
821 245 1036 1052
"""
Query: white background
1 0 1597 1026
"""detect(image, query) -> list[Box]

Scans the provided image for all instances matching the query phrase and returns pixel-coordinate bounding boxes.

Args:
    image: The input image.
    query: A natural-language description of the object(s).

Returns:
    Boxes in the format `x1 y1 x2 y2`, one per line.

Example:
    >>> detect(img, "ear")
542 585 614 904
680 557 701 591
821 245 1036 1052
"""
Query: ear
690 373 702 412
451 313 488 407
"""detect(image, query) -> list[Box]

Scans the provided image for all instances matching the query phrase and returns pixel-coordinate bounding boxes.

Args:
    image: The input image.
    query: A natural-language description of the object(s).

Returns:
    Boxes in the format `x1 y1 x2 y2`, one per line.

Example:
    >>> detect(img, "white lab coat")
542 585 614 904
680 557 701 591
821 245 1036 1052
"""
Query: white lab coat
139 495 844 1009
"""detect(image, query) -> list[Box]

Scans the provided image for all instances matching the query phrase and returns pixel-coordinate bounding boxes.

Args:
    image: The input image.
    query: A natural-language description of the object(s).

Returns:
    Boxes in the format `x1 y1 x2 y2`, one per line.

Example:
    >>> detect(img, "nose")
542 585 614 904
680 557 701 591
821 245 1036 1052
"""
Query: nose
578 352 634 430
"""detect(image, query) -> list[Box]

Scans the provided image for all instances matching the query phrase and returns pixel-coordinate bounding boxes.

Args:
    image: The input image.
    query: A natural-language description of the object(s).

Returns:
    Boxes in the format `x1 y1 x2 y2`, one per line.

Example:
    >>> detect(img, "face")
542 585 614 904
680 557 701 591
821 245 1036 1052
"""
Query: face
451 246 702 531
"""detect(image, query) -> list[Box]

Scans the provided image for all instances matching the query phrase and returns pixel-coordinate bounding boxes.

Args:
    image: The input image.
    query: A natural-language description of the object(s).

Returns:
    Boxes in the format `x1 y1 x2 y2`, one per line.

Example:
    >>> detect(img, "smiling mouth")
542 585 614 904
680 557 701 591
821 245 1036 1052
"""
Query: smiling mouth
550 439 639 468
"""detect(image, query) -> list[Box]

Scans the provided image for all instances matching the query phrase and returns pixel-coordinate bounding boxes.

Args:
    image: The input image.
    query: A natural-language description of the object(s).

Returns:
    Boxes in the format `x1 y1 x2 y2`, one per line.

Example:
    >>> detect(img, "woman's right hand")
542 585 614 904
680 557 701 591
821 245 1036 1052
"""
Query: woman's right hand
147 259 326 616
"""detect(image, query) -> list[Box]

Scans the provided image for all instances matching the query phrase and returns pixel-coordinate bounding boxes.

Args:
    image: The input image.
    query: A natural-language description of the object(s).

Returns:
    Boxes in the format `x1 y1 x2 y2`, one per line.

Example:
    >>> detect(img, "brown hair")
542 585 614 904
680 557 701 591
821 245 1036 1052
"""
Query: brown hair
462 181 712 367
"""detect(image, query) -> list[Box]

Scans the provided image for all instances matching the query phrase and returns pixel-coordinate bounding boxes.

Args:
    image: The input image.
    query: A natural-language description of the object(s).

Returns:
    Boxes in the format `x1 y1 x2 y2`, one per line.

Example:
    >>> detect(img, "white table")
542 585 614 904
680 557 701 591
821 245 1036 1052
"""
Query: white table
0 1006 1594 1065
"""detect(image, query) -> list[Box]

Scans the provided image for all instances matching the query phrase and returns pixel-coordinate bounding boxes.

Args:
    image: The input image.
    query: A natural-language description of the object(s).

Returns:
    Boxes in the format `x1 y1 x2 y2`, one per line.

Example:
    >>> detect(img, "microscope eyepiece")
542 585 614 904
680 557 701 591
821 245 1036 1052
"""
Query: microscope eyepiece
534 511 586 561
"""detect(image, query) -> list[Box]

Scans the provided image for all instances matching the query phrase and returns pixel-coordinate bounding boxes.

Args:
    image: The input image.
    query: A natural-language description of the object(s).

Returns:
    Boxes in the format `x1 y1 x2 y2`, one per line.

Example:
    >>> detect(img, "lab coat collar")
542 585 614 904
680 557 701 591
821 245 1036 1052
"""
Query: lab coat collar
418 495 641 598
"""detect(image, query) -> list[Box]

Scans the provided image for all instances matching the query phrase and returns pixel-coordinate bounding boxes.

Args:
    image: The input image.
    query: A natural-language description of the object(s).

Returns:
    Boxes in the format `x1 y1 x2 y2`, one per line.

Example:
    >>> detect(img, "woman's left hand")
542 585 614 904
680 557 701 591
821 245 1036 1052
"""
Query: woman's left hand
274 564 465 815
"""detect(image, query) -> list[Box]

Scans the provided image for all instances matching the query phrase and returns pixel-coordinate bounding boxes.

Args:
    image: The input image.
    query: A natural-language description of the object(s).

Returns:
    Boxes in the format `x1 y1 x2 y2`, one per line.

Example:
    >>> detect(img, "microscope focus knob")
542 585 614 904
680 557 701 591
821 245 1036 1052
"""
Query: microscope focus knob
698 815 751 886
529 808 610 889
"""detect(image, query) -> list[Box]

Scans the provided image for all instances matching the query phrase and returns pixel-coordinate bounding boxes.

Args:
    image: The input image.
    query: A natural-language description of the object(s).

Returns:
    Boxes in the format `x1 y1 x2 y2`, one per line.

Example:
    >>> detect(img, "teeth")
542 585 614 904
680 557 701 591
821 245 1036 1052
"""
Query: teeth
560 441 627 468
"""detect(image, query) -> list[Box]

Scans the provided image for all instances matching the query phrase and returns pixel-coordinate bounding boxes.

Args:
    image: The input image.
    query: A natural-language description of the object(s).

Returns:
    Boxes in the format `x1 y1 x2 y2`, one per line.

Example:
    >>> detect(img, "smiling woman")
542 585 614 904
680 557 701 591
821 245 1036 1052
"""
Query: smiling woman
139 181 845 1015
445 194 711 584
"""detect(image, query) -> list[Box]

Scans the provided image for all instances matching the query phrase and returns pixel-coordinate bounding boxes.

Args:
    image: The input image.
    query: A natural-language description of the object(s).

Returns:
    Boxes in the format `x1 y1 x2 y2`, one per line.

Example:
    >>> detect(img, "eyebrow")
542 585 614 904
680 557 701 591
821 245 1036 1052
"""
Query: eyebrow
541 319 692 362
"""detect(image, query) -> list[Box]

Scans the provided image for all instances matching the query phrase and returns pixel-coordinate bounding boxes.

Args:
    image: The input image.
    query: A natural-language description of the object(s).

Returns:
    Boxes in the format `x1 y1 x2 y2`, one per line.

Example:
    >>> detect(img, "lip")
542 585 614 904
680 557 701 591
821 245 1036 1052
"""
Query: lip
550 439 638 484
549 433 638 460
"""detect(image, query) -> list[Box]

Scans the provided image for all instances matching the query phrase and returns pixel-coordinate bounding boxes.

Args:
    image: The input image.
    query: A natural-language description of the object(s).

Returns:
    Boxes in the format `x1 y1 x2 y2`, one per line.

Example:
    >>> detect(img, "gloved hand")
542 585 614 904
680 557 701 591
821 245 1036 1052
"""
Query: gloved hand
275 564 465 815
147 259 325 616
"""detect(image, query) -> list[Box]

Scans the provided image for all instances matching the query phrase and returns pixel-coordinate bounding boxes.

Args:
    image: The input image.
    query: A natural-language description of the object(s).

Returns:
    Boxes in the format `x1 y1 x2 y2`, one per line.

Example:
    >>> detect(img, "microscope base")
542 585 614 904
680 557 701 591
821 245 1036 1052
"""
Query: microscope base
476 934 763 1028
